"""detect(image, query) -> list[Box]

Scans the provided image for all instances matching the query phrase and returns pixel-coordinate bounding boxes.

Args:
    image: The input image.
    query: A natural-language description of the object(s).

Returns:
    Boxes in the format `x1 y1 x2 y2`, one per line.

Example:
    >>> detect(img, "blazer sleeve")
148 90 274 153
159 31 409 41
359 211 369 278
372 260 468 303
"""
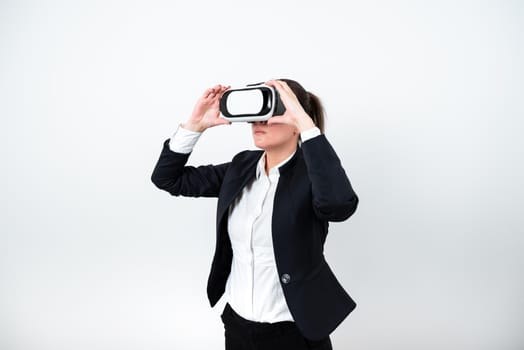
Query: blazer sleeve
300 134 359 222
150 138 230 197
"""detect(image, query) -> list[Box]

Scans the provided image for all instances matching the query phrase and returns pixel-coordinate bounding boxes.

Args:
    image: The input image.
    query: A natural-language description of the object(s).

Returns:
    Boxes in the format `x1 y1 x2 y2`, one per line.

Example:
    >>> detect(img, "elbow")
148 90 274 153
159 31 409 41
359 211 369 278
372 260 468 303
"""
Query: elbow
341 194 359 220
314 194 359 222
150 171 163 189
150 171 175 192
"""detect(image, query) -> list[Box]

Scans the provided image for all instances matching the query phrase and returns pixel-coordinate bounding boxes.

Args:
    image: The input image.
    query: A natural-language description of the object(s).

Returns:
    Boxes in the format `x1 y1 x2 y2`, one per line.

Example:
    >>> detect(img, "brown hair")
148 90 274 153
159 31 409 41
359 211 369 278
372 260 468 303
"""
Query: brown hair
279 78 326 133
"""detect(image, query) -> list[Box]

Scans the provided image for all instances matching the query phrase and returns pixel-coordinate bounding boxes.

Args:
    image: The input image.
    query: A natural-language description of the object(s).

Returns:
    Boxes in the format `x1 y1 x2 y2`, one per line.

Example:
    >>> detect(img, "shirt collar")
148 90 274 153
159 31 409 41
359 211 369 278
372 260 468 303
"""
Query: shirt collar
256 150 297 180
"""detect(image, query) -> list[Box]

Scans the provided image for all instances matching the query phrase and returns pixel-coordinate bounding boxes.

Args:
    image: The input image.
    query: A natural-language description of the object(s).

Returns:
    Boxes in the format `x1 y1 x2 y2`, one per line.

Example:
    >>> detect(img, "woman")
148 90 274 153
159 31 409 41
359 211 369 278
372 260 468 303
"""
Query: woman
151 79 359 350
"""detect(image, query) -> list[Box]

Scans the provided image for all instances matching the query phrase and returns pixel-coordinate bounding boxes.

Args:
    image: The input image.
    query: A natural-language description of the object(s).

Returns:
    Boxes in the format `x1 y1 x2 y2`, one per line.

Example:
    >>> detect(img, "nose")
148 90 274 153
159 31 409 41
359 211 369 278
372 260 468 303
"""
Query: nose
250 120 268 125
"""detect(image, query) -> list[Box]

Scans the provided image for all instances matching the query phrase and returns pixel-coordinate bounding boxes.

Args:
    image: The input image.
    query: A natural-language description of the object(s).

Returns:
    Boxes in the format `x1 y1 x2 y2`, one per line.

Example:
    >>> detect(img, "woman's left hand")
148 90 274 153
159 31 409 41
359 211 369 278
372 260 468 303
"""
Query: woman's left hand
265 80 316 133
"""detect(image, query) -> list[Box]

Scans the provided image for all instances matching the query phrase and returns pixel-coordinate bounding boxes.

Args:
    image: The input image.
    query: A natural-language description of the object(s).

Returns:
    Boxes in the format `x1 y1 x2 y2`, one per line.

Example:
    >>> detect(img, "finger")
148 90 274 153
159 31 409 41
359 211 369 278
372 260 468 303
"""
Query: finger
277 81 303 107
276 80 292 92
213 84 228 95
272 82 295 108
218 85 230 97
272 80 291 98
203 87 215 98
209 89 221 100
207 84 223 96
277 80 295 97
266 81 290 104
277 80 289 90
267 80 283 93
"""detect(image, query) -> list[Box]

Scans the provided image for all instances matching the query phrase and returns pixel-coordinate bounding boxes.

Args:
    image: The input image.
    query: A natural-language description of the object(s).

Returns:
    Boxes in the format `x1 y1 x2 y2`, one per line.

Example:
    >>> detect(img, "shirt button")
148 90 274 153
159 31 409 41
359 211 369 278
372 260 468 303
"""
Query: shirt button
281 273 291 284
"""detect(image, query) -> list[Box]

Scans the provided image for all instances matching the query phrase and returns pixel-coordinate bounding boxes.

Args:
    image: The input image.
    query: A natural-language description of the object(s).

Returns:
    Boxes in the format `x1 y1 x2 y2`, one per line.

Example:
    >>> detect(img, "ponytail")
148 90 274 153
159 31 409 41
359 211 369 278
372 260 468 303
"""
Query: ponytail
307 91 325 134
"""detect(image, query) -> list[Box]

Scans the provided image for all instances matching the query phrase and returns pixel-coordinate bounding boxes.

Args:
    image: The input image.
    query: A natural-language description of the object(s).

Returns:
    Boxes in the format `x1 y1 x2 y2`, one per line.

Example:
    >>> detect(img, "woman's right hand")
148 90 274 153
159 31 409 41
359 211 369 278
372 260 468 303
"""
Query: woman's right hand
182 84 231 132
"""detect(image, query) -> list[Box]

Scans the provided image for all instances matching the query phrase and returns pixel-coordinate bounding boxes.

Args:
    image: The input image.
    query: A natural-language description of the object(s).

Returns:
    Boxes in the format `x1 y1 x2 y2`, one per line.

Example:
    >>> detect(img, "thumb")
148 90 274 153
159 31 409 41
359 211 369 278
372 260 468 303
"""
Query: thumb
215 117 232 126
267 115 288 125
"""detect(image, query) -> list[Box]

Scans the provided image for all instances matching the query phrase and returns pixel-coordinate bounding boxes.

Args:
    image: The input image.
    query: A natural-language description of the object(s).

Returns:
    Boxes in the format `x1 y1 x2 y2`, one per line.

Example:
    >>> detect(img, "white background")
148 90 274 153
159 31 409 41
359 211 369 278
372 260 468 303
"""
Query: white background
1 0 523 349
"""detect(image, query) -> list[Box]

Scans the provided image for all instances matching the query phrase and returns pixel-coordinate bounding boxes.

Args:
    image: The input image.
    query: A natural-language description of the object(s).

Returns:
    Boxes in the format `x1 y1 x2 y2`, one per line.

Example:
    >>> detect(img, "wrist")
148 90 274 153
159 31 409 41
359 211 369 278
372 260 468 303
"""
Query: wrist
182 121 206 133
296 114 316 133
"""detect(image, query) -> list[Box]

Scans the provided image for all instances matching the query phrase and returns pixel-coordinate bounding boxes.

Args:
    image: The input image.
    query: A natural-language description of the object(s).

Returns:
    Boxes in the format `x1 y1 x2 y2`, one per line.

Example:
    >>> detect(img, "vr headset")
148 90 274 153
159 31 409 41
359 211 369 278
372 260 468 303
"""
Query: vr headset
219 83 286 122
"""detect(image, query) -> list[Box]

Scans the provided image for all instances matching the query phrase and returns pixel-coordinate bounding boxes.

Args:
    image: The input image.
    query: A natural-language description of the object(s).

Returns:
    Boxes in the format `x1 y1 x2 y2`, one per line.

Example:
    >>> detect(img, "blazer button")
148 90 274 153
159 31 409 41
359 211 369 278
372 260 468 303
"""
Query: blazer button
281 273 291 284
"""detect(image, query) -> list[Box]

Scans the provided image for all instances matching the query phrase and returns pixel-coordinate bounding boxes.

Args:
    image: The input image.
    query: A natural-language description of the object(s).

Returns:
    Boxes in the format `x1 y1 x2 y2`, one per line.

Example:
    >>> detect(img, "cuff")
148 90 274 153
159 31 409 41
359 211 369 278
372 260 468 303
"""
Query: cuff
300 126 321 142
168 124 202 154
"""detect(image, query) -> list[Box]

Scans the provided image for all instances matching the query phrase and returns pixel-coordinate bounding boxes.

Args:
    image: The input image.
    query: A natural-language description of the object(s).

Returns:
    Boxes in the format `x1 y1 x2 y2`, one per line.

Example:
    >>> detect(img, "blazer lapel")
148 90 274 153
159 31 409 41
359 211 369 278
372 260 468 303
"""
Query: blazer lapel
216 152 261 226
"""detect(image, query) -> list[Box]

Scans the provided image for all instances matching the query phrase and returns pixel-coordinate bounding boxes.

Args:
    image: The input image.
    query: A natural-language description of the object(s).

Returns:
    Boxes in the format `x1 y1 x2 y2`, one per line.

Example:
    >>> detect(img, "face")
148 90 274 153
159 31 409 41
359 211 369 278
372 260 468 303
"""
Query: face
251 121 299 151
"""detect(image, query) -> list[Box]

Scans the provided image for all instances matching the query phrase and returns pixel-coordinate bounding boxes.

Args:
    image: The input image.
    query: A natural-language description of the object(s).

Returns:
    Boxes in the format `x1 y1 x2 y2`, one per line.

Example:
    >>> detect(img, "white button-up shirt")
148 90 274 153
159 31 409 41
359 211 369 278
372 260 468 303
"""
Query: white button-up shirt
225 150 295 322
169 125 321 323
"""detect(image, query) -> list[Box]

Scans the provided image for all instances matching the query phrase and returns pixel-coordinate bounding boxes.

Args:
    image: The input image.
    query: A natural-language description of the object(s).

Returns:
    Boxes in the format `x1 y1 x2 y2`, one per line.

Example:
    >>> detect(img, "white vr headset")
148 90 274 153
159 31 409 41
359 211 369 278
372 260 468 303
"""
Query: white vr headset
219 83 286 122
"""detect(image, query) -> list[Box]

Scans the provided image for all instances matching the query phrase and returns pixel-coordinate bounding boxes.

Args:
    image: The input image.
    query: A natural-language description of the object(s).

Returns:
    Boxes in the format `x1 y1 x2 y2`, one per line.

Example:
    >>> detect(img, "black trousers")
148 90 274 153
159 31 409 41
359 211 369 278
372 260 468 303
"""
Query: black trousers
220 303 333 350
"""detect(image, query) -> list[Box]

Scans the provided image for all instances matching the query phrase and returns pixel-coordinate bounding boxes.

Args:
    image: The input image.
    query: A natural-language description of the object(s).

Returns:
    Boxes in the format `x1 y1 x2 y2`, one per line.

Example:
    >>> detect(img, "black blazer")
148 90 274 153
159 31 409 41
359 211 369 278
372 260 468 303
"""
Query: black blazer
151 134 359 341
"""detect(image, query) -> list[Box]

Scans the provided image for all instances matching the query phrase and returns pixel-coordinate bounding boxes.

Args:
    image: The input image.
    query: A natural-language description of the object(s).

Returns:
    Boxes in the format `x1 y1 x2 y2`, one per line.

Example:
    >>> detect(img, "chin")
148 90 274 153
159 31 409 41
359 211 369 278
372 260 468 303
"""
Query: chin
253 140 269 150
252 135 268 149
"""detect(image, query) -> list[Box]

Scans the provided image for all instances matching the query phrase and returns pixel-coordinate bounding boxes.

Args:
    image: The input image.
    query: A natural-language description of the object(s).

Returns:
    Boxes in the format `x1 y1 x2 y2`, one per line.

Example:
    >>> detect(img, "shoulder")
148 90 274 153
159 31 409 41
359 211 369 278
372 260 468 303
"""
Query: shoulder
231 149 263 164
221 149 262 179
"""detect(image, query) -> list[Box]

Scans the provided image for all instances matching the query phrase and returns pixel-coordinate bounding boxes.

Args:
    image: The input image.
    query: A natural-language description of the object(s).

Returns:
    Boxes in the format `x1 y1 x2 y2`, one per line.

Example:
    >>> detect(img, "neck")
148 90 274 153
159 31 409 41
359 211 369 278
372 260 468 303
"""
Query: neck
264 143 298 175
